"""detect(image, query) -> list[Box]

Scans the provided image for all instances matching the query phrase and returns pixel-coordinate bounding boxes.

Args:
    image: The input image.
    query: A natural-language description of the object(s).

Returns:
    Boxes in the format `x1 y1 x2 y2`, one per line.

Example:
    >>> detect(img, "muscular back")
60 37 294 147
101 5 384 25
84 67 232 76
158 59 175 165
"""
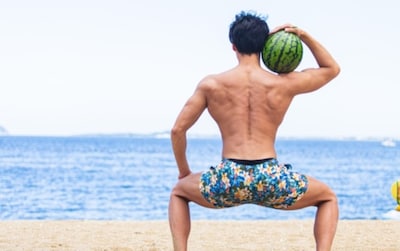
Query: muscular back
203 64 293 159
171 27 339 177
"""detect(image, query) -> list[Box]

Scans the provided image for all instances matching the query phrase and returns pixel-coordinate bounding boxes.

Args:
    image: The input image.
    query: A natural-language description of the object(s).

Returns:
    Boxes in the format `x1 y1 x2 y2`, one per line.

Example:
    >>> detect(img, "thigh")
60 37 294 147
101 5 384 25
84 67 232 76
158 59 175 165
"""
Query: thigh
173 172 216 209
284 175 336 210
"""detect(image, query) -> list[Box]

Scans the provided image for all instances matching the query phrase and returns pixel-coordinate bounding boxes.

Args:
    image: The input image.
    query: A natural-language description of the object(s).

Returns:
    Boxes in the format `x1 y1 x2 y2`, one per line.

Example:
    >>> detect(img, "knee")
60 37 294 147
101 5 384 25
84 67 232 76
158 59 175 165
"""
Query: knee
170 181 186 199
319 187 338 206
170 182 181 196
328 189 338 205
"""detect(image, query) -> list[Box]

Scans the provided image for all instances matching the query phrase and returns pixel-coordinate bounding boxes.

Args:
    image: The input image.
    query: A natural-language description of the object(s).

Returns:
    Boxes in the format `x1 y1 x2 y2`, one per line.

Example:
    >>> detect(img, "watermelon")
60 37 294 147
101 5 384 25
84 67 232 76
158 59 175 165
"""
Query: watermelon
262 31 303 73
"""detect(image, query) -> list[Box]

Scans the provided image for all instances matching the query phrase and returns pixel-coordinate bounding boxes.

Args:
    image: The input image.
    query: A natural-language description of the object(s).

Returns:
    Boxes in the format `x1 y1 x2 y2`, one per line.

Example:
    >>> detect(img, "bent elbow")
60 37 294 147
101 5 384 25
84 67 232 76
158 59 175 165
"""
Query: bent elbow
333 64 341 78
326 63 340 82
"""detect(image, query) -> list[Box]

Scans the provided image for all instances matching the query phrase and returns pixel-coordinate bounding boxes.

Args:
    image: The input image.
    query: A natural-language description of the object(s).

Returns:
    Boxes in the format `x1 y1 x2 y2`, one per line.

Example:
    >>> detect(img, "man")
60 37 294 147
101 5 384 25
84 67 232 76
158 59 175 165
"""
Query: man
169 11 340 251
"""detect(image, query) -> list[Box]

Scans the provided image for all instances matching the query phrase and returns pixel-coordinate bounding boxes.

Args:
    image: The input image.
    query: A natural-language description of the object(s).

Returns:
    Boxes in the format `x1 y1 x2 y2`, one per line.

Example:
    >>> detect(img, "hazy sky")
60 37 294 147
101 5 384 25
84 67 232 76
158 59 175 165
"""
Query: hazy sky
1 0 399 138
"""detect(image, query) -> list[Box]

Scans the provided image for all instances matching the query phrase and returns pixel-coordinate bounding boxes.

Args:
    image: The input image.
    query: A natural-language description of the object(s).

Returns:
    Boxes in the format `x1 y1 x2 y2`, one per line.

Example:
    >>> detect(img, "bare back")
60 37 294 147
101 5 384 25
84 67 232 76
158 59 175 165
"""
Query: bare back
203 64 292 160
171 28 339 177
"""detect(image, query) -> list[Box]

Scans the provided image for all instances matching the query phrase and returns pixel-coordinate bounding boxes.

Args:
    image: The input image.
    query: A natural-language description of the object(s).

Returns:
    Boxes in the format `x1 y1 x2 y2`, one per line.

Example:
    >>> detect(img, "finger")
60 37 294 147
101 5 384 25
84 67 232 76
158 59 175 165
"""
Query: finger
284 26 300 35
269 24 294 35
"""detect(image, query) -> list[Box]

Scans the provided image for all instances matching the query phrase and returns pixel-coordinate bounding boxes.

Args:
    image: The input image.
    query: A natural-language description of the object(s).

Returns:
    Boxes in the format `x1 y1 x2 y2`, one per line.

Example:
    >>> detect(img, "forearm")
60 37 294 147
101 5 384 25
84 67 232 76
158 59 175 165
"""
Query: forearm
299 30 340 76
171 128 191 178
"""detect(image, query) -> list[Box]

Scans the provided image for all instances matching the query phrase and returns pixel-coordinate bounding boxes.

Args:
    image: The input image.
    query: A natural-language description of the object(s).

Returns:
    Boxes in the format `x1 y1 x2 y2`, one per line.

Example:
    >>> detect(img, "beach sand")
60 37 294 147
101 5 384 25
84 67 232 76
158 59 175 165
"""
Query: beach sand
0 220 398 251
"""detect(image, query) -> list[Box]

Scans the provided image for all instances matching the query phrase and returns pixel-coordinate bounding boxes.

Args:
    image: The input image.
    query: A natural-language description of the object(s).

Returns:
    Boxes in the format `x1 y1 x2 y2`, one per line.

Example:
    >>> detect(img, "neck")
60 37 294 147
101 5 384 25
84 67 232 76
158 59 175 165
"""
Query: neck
236 52 261 67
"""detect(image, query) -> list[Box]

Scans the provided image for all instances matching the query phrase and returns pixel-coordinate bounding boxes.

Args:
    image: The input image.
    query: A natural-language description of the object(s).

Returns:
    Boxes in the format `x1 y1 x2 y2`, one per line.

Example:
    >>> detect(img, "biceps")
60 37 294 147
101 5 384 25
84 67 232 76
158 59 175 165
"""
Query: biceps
291 68 333 94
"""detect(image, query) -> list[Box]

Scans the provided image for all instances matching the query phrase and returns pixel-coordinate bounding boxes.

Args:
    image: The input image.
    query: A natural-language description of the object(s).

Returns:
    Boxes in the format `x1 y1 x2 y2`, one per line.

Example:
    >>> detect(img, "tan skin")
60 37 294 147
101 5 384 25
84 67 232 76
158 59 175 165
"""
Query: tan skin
169 25 340 251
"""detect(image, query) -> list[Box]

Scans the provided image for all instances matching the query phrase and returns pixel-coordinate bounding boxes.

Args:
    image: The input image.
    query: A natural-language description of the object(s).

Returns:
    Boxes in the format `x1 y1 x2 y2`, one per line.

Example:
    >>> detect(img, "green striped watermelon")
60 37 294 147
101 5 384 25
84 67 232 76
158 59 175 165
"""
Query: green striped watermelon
262 31 303 73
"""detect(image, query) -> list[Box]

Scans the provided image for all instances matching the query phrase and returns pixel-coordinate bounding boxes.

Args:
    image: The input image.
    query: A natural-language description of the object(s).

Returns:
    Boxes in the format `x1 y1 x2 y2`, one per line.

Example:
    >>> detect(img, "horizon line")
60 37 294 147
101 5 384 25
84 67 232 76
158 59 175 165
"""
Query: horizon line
0 131 398 141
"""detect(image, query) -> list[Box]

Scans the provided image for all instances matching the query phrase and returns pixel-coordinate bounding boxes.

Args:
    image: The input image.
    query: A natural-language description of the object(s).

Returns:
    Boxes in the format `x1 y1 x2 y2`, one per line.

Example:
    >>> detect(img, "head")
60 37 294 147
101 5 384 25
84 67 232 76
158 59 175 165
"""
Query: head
229 11 269 55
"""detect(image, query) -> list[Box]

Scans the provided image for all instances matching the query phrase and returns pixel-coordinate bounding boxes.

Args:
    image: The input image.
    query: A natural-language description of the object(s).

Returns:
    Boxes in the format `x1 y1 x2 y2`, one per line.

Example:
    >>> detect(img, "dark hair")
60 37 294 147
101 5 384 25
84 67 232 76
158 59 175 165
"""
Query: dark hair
229 11 269 54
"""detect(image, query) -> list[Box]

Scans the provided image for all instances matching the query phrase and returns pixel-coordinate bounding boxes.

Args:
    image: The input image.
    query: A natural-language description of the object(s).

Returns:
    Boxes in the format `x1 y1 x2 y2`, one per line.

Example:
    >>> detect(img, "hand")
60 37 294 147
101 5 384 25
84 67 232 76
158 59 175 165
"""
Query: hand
178 170 192 179
270 24 304 38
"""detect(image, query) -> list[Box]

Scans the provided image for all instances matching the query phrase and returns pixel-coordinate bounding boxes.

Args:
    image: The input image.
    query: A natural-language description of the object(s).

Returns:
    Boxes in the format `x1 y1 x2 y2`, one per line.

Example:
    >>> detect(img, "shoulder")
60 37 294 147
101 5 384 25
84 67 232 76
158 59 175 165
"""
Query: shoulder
196 73 224 92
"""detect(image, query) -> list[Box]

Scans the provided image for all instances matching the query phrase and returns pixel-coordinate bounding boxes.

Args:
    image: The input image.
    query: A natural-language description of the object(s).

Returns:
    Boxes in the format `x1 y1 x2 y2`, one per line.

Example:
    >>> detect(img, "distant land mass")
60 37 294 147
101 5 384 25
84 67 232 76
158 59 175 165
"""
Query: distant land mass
73 132 398 143
0 126 9 135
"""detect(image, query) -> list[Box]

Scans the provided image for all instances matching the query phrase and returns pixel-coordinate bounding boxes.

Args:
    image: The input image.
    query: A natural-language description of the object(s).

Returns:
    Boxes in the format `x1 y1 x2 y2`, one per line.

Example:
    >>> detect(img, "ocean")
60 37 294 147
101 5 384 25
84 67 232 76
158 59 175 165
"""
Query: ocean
0 135 399 220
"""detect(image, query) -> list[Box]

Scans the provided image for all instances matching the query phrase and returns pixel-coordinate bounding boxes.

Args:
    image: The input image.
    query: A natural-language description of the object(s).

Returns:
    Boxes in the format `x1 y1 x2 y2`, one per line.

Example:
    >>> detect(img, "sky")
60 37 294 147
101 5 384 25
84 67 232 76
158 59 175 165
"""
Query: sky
1 0 399 138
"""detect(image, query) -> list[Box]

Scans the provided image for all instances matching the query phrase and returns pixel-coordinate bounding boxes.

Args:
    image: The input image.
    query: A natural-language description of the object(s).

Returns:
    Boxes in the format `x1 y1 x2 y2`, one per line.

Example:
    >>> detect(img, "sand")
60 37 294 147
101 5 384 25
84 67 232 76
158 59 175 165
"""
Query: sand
0 220 398 251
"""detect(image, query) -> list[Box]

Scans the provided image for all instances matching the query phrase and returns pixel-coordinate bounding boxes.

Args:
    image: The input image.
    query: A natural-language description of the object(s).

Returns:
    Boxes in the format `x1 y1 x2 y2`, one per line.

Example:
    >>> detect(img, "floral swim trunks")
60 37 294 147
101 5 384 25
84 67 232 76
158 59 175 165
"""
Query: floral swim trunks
199 158 308 209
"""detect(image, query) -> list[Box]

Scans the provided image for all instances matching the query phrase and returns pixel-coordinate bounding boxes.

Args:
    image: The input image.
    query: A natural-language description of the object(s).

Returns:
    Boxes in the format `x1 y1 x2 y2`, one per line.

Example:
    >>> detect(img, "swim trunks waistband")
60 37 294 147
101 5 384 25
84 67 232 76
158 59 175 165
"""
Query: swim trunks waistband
227 158 275 165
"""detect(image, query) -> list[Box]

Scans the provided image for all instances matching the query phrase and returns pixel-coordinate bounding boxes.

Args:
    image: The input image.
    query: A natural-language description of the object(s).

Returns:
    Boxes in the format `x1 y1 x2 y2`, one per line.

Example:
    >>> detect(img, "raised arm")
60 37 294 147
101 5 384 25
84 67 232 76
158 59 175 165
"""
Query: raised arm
273 25 340 94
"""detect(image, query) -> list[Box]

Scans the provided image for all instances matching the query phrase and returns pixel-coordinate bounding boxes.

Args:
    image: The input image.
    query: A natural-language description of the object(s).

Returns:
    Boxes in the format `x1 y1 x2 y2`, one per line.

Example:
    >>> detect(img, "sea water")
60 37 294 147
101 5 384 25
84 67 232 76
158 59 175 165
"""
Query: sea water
0 136 399 220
